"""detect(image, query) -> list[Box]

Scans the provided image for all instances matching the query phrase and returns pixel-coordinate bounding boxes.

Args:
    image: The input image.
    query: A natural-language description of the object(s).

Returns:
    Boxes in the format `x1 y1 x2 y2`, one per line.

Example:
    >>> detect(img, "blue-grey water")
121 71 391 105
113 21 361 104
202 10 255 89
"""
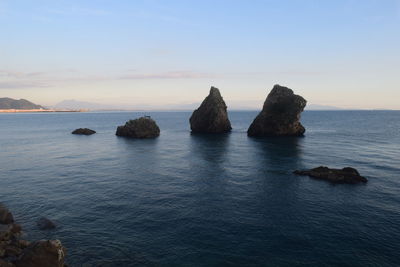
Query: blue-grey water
0 111 399 266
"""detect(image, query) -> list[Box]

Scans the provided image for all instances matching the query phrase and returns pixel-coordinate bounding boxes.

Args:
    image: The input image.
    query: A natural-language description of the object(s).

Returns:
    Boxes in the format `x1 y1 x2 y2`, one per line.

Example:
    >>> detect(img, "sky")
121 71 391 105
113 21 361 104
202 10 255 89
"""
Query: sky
0 0 399 109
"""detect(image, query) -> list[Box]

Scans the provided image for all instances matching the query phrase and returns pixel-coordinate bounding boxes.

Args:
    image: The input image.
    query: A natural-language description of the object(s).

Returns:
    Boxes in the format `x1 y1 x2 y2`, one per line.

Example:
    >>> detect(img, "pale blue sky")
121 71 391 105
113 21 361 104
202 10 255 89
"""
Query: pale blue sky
1 0 399 109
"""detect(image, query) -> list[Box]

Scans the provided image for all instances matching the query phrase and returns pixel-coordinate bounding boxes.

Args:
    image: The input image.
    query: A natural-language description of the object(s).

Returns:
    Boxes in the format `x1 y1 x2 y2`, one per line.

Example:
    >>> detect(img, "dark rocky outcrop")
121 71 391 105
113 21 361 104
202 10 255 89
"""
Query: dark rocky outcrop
0 204 67 267
189 87 232 133
0 258 15 267
116 116 160 138
15 240 66 267
71 128 96 135
36 217 56 230
248 84 306 137
293 166 368 184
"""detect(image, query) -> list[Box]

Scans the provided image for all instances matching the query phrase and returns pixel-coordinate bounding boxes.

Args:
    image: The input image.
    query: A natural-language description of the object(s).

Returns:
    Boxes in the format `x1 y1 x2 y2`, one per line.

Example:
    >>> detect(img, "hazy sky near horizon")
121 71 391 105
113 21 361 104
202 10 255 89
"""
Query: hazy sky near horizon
1 0 399 109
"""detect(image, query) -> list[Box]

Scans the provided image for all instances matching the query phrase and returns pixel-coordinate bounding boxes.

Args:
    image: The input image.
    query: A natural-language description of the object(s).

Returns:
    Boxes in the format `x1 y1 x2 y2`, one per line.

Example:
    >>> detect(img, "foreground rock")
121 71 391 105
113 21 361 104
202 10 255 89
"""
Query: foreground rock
116 116 160 138
71 128 96 135
15 240 66 267
36 217 56 230
294 166 368 184
190 87 232 133
248 84 306 137
0 204 67 266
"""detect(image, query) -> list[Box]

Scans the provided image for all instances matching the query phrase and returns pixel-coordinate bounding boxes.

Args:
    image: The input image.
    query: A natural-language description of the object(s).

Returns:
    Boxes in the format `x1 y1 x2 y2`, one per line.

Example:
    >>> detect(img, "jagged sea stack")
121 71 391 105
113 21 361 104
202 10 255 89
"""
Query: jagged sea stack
190 87 232 133
116 116 160 138
248 84 307 137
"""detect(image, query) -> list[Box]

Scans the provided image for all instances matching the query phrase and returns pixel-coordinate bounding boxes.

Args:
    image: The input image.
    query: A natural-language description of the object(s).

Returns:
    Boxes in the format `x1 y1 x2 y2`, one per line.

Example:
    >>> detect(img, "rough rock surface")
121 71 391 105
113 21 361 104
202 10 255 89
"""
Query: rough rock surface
36 217 56 230
0 258 15 267
189 87 232 133
116 116 160 138
15 240 66 267
248 84 306 137
0 204 67 267
293 166 368 184
71 128 96 135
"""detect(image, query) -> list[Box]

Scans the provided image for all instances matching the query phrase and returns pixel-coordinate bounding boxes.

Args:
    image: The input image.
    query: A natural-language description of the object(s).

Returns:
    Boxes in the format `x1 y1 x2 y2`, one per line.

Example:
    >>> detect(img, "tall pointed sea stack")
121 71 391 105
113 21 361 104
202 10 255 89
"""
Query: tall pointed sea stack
190 86 232 133
248 84 306 137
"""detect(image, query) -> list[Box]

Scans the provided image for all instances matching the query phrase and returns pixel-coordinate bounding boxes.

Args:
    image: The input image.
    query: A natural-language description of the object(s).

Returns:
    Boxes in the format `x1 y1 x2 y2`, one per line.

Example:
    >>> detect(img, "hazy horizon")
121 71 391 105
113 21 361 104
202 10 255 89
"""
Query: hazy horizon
1 0 399 109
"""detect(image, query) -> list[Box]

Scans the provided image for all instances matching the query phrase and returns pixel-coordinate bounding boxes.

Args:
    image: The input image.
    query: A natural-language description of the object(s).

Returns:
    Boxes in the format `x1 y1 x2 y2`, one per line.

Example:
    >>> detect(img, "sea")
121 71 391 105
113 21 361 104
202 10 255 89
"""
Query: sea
0 110 399 266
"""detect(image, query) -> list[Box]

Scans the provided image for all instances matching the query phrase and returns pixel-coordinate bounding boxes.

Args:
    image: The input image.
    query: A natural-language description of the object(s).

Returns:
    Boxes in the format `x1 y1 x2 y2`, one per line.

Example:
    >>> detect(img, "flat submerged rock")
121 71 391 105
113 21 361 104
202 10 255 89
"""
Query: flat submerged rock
71 128 96 135
0 204 14 224
294 166 368 184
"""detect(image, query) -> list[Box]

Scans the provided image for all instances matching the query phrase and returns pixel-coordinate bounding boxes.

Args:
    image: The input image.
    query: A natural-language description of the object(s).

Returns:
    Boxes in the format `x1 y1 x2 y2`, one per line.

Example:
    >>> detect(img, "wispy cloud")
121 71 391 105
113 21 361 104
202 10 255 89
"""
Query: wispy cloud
0 81 49 89
148 48 174 56
0 67 325 90
0 70 46 78
119 71 217 80
0 69 217 90
42 6 110 17
133 11 185 23
225 70 325 77
0 69 75 89
397 0 400 17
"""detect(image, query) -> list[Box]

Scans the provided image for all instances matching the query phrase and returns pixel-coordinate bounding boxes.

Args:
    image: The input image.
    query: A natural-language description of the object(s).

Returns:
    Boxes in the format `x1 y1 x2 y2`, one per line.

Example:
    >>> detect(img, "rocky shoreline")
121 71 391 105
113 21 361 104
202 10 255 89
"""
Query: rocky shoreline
0 204 67 267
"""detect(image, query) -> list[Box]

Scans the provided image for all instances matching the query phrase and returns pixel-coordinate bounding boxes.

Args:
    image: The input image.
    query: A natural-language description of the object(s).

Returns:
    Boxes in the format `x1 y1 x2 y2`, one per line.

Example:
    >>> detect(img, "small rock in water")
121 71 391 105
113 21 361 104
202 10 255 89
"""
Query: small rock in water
189 86 232 133
71 128 96 135
116 116 160 138
37 217 56 230
248 84 307 137
0 204 14 224
293 166 368 184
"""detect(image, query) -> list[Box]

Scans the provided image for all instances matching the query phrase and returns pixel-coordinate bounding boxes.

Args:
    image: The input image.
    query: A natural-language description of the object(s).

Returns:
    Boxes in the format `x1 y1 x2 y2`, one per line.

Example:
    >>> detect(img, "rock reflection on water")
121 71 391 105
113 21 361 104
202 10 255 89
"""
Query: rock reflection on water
189 133 231 163
248 136 304 172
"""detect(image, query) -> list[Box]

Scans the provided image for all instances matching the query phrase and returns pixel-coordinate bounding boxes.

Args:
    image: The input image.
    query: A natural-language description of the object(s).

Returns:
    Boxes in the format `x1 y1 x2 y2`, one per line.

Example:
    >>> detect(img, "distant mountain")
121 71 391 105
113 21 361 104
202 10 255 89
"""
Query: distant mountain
54 99 200 111
54 99 115 110
54 99 345 111
306 104 342 110
0 97 44 109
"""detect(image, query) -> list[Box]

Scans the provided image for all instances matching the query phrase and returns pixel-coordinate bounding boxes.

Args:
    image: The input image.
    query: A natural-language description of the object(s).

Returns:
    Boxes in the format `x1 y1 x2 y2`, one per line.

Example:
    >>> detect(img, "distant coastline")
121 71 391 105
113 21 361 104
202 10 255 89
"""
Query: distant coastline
0 109 86 113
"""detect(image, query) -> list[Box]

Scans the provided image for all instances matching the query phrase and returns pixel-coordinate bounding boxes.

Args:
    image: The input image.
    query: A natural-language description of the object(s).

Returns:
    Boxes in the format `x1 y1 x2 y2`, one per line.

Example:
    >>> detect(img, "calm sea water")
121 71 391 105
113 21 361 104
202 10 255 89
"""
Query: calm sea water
0 111 399 266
